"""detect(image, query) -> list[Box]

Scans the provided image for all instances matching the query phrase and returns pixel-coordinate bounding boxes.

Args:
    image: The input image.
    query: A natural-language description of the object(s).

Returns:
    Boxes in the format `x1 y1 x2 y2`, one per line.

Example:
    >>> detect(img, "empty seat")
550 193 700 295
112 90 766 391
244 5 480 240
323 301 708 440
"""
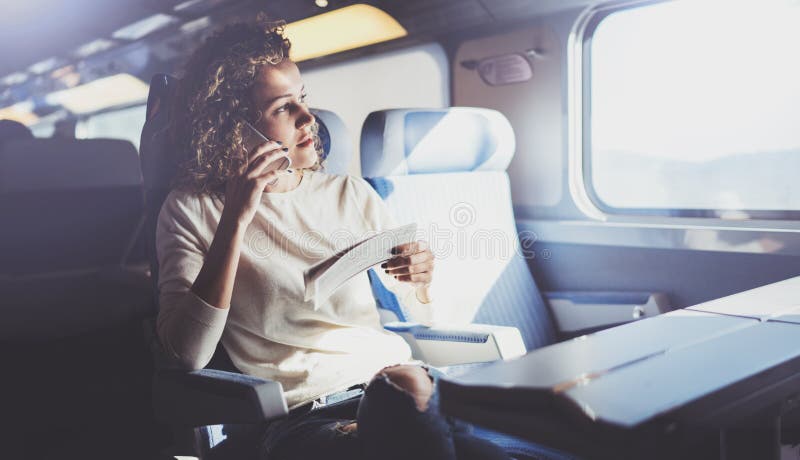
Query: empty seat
360 107 557 351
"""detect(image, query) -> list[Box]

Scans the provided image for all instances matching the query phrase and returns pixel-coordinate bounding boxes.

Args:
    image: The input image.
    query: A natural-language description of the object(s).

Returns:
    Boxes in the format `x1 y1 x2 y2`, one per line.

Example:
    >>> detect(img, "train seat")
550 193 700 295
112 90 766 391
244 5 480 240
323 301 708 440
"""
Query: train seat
360 106 574 460
0 136 149 338
0 136 161 458
360 107 558 353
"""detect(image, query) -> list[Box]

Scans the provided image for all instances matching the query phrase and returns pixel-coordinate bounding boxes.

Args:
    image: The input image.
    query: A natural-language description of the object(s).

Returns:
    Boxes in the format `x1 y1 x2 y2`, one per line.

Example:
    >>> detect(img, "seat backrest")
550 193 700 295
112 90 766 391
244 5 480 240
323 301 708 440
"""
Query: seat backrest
139 74 179 297
314 108 353 174
0 137 149 340
0 137 144 276
360 107 556 351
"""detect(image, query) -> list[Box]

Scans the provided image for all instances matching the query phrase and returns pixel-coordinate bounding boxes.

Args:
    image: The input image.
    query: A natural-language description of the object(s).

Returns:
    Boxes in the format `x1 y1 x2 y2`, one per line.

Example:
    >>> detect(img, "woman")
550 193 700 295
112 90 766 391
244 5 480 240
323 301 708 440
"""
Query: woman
157 16 512 460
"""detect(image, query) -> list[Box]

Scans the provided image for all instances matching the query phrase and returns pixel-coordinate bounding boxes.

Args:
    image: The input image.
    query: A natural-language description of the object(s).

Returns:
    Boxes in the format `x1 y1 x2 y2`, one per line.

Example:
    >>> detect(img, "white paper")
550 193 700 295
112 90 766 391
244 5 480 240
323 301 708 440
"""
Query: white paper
303 223 418 310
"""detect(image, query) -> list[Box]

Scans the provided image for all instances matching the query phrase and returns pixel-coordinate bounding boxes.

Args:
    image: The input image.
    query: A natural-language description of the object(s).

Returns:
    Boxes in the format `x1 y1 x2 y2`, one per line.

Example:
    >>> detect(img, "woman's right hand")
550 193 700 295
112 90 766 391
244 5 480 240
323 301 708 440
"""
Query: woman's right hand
223 140 291 227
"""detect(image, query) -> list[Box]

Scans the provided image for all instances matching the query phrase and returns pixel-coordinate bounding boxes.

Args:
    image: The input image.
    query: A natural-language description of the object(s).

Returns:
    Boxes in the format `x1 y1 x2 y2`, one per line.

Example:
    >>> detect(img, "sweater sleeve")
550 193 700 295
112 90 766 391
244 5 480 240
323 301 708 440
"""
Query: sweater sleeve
155 191 229 370
348 177 437 325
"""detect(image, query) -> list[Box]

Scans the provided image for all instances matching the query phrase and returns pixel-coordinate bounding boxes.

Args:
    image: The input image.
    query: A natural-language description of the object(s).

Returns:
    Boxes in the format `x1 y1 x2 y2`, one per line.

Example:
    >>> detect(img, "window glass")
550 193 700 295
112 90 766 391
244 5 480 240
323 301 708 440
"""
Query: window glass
78 105 146 150
588 1 800 217
29 122 55 138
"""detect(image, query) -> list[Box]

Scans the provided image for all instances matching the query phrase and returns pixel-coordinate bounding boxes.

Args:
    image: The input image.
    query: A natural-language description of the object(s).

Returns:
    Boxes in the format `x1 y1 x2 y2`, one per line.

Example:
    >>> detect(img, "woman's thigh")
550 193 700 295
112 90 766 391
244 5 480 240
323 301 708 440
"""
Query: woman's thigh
259 399 363 460
259 365 512 460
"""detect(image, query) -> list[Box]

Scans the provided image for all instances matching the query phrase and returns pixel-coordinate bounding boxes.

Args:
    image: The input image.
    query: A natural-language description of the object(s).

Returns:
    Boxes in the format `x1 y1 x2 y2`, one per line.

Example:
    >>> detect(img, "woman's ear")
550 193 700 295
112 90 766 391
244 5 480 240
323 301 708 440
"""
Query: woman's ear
242 102 261 125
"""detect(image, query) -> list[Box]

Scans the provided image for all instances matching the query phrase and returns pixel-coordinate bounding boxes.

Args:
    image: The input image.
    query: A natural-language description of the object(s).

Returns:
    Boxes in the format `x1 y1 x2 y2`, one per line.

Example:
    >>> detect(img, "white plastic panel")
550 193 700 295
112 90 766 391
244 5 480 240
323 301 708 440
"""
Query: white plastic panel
548 292 670 333
454 24 563 208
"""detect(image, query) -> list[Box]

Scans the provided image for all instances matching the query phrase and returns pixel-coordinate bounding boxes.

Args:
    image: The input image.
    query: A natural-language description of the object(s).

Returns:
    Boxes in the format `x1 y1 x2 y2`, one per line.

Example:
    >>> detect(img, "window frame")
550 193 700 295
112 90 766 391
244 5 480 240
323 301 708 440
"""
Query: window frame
578 0 800 221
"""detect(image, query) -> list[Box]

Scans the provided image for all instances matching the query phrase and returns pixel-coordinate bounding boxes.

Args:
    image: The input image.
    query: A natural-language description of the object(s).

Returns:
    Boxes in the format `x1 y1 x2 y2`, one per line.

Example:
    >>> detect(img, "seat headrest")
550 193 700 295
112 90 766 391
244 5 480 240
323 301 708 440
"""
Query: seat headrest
145 74 177 123
0 119 34 145
0 138 141 192
360 107 515 177
314 108 352 175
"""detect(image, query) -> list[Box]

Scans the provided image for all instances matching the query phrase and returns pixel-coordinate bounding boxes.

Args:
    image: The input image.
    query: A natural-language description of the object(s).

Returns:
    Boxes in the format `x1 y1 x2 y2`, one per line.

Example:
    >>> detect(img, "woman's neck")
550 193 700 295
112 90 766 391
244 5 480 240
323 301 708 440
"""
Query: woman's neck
263 168 304 193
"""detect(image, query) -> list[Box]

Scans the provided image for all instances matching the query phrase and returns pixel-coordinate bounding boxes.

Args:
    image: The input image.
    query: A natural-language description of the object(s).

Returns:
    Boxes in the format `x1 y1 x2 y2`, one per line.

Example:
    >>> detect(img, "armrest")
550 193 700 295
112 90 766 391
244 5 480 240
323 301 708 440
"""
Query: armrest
545 291 671 336
384 322 526 367
152 368 288 427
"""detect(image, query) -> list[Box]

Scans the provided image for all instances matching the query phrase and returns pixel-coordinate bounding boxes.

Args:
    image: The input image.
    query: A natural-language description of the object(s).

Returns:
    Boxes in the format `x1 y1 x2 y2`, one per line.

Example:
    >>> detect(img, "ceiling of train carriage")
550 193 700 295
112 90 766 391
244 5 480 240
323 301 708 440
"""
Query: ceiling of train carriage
0 0 585 118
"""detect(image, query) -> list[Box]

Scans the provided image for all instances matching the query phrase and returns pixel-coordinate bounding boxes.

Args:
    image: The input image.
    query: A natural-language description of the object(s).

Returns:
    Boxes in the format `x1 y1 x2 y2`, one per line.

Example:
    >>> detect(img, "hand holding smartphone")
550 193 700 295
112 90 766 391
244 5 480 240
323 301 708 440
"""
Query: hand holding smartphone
241 120 292 173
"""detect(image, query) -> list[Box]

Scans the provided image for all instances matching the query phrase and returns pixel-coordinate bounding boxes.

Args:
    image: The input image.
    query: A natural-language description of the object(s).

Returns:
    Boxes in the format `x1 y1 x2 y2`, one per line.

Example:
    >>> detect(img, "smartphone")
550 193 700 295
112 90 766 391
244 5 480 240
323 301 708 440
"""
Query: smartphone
241 120 292 172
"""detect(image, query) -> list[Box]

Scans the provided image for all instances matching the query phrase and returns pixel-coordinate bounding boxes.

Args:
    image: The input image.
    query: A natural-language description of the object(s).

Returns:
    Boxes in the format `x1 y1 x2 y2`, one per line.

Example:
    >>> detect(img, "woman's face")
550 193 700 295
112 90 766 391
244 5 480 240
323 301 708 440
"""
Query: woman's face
250 60 318 170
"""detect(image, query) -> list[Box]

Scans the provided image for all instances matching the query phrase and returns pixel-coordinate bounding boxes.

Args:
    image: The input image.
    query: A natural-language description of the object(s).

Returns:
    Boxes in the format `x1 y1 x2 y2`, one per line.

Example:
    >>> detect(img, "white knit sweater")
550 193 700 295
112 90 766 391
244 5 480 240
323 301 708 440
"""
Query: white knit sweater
155 170 431 408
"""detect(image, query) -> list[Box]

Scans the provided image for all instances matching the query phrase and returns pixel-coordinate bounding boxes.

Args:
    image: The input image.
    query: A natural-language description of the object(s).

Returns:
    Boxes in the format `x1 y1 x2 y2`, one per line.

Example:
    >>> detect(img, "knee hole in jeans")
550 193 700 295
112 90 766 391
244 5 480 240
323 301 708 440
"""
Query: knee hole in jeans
374 364 434 412
332 421 358 436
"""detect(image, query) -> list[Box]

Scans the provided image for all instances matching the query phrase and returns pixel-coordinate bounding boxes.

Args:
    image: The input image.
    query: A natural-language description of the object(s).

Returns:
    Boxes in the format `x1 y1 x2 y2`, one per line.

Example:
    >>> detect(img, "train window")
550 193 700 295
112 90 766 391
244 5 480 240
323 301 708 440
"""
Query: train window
29 122 55 138
77 104 147 150
583 0 800 219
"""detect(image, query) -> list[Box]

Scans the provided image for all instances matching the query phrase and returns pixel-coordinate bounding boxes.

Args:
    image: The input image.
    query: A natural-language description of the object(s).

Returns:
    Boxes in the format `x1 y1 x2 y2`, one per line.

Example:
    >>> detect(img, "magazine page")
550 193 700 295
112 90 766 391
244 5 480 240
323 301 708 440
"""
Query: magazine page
304 223 418 310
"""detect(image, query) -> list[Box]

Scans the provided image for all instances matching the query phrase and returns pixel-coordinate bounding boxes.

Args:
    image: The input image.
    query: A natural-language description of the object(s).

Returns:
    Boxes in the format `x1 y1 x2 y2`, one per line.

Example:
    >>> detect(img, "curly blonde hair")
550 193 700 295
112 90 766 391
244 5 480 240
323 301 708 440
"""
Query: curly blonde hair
168 15 324 194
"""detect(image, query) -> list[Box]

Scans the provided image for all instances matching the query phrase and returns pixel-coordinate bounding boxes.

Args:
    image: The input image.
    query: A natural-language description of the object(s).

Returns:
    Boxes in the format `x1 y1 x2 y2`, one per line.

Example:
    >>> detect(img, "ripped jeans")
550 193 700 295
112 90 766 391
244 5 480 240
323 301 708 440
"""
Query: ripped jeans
258 365 512 460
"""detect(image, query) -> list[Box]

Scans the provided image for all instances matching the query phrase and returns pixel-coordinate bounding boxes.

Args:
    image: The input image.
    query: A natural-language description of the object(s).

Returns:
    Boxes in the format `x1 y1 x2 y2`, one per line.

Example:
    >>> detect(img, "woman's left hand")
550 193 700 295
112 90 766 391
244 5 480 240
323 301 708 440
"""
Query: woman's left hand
381 240 434 288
